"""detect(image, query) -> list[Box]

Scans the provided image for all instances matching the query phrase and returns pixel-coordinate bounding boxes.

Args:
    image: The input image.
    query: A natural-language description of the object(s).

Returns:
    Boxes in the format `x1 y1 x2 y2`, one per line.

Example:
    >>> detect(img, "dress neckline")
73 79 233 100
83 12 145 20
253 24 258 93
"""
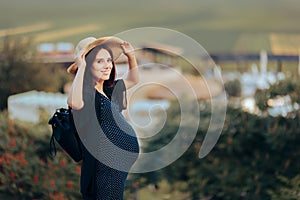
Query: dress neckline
97 90 110 101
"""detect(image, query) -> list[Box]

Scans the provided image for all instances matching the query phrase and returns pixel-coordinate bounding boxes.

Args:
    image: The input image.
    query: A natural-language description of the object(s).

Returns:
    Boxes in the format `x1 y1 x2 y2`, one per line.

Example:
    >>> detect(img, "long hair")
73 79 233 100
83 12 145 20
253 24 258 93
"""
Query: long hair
84 45 116 88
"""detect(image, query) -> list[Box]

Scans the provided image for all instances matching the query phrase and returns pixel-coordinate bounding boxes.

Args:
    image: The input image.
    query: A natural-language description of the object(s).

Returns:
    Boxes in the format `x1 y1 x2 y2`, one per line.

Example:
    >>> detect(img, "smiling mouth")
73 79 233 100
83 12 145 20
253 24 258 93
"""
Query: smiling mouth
101 70 110 74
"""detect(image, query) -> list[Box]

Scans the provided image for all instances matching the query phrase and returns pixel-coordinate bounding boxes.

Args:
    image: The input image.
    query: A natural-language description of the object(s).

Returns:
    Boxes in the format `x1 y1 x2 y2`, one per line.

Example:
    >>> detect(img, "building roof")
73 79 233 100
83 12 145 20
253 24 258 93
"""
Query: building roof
141 42 183 56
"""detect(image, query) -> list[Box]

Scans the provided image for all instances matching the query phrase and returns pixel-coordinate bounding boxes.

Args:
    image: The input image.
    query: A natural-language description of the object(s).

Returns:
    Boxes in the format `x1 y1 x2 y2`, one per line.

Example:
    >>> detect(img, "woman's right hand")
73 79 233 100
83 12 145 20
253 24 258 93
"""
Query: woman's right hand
74 49 86 70
68 49 86 110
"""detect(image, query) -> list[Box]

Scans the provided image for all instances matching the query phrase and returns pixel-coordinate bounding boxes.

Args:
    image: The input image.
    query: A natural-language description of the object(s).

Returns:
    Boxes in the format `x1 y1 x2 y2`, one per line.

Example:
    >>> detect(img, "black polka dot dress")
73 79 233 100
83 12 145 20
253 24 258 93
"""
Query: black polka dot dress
94 89 139 200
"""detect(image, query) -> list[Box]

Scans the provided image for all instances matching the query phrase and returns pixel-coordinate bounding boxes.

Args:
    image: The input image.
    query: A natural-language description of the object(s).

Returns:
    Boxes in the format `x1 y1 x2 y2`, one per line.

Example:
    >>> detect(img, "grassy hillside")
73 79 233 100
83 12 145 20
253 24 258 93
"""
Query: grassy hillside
0 0 300 53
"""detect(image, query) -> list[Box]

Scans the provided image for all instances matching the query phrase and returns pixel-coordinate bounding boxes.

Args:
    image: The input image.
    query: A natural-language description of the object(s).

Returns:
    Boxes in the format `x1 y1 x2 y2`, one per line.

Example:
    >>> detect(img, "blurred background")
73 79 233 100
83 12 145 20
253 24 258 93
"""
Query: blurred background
0 0 300 199
1 0 300 53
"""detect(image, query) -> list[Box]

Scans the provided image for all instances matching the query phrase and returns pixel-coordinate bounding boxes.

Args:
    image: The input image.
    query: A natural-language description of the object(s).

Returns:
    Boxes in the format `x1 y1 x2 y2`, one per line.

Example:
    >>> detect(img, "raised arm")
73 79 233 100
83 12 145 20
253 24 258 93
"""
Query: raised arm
121 41 139 89
67 51 86 110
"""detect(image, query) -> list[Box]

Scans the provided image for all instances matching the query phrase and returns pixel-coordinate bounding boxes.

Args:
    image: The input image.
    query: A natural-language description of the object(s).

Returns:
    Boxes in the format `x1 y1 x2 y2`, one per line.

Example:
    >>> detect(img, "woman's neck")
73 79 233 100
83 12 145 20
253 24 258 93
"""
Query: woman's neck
94 81 110 99
94 82 104 92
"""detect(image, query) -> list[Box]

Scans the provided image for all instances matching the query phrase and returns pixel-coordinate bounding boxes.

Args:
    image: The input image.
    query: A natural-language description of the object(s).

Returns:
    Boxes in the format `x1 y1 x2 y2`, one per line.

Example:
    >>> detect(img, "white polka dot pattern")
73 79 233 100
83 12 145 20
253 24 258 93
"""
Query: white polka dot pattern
94 91 139 199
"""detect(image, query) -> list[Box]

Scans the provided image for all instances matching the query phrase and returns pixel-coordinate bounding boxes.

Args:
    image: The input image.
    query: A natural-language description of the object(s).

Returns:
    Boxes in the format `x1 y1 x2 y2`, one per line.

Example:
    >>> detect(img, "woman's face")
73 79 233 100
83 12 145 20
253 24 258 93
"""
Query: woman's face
90 48 113 82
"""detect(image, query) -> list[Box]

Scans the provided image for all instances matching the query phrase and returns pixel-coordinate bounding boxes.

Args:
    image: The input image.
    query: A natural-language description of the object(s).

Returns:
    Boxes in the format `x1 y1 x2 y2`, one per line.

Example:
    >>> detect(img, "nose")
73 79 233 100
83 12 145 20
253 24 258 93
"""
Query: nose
104 62 112 69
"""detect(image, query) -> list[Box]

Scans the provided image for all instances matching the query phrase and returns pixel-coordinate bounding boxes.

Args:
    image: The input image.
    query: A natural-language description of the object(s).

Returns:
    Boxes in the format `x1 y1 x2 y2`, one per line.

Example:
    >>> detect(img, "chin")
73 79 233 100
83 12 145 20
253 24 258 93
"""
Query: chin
102 76 110 80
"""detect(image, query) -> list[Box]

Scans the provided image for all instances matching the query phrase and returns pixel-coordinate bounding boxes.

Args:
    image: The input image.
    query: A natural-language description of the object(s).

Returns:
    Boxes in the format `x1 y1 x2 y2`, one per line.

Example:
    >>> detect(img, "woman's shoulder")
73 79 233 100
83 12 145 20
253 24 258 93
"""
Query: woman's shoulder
114 79 126 90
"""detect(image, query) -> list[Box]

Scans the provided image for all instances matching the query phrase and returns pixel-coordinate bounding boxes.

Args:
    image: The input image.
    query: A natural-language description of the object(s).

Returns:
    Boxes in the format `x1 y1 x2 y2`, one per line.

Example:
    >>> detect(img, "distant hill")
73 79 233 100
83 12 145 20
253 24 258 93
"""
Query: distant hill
0 0 299 53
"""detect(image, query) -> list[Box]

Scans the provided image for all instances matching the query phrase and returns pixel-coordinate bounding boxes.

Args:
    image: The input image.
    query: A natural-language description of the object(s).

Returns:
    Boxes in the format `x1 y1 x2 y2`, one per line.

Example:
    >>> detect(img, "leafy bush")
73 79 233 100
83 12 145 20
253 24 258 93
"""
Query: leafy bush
0 36 72 110
0 112 81 199
224 79 242 97
254 78 300 113
137 100 300 199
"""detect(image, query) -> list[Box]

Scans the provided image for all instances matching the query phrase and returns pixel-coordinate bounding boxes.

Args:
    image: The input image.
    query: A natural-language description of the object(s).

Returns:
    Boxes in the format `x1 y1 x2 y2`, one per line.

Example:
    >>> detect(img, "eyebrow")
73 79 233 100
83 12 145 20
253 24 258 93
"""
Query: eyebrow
95 57 112 61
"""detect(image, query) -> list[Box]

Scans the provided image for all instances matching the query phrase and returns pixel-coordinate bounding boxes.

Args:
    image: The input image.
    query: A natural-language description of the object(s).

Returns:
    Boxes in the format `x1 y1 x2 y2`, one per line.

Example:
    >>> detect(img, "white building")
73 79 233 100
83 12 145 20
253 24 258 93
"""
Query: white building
8 90 67 123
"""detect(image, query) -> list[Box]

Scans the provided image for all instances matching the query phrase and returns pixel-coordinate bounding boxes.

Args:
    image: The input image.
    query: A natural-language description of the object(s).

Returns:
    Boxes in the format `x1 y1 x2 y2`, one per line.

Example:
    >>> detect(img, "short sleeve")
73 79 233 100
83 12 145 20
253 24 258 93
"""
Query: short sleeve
72 86 95 132
104 79 127 111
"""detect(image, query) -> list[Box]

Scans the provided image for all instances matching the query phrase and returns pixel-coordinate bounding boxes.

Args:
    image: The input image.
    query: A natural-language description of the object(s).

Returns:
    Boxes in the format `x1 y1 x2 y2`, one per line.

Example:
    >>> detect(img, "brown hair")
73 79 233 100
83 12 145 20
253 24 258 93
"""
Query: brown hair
84 45 116 88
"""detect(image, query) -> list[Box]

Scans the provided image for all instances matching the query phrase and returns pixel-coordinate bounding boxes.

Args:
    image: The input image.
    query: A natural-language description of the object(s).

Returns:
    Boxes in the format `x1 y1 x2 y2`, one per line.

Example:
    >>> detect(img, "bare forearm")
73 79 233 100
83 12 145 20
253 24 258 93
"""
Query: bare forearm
67 67 85 110
121 41 139 89
125 55 139 88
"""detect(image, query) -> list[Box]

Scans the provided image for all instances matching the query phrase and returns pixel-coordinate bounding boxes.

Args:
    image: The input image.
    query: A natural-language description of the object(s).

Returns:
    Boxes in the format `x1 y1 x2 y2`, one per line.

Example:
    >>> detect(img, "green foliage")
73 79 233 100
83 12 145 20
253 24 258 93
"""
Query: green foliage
254 78 300 113
0 111 81 199
254 88 270 111
136 96 300 199
224 79 242 97
0 36 71 110
268 174 300 200
2 78 300 199
269 78 300 104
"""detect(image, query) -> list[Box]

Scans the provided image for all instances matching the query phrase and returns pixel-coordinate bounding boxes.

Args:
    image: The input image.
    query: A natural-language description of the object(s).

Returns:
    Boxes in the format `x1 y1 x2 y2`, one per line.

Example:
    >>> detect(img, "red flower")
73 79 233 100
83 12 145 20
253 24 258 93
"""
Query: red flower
0 156 5 165
10 138 16 148
22 143 27 150
75 165 81 174
10 172 15 181
19 160 26 167
49 192 67 200
33 174 39 183
132 181 139 188
60 158 67 168
9 118 14 126
8 129 13 136
19 153 28 167
50 179 55 188
67 181 73 189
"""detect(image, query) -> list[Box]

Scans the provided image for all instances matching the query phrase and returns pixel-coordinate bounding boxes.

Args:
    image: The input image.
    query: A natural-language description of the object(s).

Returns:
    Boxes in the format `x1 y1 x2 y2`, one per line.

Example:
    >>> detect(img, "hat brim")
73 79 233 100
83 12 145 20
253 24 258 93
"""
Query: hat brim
67 36 124 74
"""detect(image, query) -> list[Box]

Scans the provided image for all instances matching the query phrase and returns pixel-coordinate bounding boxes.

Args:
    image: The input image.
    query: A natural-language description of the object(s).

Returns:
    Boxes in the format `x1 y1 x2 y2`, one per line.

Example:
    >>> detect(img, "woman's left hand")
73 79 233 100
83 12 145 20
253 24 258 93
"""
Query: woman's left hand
121 41 135 57
120 41 139 89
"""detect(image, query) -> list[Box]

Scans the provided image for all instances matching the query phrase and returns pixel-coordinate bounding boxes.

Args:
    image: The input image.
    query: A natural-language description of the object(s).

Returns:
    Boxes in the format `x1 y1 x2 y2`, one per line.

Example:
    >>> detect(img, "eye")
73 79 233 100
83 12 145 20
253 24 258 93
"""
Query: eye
97 59 105 64
96 58 112 64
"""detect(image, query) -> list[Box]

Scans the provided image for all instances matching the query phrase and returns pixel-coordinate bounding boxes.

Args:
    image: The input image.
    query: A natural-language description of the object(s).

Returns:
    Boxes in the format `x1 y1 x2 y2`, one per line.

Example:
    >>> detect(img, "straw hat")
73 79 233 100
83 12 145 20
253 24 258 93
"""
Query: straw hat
67 36 124 74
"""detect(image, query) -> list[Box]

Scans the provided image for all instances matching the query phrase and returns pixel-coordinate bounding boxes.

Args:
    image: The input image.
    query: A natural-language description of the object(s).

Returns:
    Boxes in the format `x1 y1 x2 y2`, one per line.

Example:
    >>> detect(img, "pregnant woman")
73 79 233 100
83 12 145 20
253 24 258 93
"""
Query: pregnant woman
67 36 140 200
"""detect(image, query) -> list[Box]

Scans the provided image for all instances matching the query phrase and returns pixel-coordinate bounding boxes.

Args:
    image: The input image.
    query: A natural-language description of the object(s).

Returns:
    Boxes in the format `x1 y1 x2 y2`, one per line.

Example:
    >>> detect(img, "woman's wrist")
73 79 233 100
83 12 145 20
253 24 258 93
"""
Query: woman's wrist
126 53 136 60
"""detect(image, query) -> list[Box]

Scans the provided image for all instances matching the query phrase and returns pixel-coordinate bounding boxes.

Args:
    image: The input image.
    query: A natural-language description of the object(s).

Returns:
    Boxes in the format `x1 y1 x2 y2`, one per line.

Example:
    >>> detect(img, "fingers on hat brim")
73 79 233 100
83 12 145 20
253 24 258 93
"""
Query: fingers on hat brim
67 36 124 74
67 63 77 74
85 37 124 60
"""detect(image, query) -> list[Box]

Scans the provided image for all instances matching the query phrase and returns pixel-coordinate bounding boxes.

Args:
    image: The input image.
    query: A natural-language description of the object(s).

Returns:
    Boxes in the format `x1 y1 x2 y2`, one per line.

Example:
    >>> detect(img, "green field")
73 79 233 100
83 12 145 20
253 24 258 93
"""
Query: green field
0 0 300 54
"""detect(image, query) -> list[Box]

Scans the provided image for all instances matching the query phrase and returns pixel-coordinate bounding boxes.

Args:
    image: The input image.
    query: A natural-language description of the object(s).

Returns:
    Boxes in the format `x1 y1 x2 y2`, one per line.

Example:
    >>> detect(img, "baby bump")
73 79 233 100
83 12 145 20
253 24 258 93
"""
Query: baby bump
100 114 139 154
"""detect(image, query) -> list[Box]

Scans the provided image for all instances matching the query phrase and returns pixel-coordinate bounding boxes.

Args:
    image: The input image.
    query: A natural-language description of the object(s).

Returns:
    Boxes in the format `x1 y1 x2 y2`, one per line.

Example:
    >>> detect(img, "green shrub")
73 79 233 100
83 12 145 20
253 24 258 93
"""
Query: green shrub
224 79 242 97
0 36 72 110
0 111 81 199
137 101 300 199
